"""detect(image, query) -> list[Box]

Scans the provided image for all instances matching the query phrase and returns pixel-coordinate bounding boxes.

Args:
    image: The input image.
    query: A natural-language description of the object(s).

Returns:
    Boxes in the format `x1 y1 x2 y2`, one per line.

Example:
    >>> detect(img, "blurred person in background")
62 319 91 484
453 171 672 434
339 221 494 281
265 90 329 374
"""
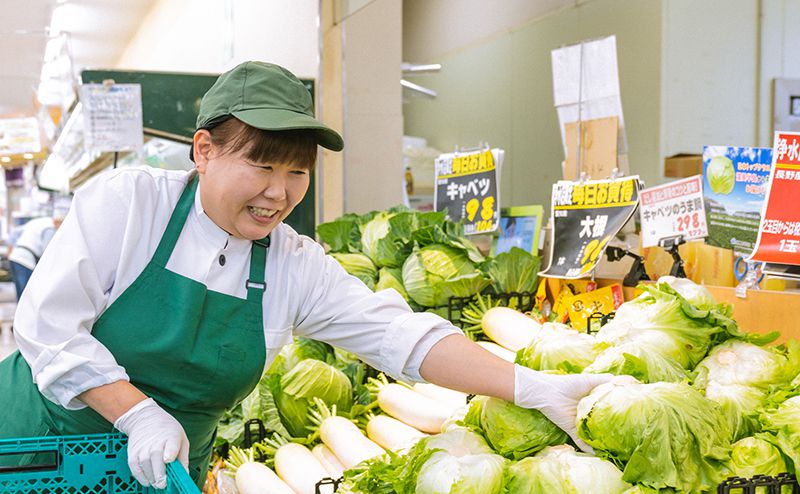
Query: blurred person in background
8 211 66 299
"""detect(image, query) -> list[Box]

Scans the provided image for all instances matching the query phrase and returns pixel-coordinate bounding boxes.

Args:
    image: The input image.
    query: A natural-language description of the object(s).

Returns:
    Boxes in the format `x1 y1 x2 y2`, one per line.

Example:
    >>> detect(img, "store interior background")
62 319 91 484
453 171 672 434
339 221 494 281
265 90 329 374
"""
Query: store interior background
1 0 800 356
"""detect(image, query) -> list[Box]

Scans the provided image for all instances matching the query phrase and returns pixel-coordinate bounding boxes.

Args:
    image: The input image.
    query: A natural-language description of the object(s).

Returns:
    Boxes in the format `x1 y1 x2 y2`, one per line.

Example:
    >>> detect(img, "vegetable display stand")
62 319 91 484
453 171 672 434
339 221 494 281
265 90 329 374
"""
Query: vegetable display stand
0 433 198 494
717 473 798 493
447 291 536 329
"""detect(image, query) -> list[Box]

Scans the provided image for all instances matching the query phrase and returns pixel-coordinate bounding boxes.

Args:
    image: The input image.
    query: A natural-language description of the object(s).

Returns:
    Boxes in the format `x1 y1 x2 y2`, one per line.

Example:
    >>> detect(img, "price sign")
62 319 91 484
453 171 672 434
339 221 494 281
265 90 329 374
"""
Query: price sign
541 176 640 279
0 117 41 156
434 148 503 235
80 83 144 154
749 132 800 265
639 175 707 248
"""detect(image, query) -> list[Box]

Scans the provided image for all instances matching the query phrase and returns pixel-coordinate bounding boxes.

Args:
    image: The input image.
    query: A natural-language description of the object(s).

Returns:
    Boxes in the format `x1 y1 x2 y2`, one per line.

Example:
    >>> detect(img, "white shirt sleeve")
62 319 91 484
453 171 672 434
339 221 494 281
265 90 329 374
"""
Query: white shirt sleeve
289 237 462 383
13 173 135 410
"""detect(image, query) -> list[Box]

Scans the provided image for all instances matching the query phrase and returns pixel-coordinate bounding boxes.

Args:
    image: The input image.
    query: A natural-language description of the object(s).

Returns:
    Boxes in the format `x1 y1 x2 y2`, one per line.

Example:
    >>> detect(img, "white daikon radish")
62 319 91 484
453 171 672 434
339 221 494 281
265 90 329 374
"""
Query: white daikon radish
412 383 468 410
312 398 385 469
367 414 427 451
312 443 346 479
373 378 452 434
227 446 296 494
476 340 517 362
274 442 330 494
481 307 541 351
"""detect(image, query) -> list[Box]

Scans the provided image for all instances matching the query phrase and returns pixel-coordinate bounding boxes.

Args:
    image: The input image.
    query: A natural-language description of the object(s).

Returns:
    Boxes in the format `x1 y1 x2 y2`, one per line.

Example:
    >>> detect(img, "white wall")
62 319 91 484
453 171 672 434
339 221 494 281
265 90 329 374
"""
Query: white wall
759 0 800 146
660 0 760 157
115 0 318 78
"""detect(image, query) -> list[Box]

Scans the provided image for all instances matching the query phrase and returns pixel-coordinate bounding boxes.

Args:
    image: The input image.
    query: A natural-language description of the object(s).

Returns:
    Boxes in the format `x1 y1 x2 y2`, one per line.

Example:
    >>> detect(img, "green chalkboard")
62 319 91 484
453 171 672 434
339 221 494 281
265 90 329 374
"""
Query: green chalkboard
80 69 317 237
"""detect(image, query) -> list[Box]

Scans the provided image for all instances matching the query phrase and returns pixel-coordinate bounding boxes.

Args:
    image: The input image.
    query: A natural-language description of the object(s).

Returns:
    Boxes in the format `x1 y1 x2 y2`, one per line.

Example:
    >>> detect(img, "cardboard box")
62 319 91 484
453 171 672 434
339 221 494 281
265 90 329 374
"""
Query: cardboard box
664 154 703 178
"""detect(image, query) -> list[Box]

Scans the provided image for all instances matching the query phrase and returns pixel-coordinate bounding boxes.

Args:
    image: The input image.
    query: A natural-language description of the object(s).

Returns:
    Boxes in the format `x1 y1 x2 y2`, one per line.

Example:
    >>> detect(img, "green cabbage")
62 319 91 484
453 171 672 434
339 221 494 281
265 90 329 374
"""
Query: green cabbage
584 341 689 383
462 396 567 459
596 281 739 369
361 211 418 268
330 252 378 290
481 247 540 293
694 340 792 390
276 359 353 437
402 244 489 307
414 428 506 494
376 267 408 300
728 436 789 479
576 381 732 492
505 445 631 494
516 322 604 373
704 383 767 442
759 393 800 470
707 156 736 195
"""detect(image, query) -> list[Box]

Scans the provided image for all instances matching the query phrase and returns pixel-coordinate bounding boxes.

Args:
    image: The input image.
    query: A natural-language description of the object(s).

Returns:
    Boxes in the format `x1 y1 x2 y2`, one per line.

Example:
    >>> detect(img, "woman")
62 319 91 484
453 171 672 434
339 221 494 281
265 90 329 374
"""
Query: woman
0 61 612 489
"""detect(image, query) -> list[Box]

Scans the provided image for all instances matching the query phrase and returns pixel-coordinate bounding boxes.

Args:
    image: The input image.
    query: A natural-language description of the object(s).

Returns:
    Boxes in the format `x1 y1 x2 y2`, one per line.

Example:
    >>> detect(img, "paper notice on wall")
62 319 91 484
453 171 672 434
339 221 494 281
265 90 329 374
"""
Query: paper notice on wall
80 83 143 154
551 35 627 166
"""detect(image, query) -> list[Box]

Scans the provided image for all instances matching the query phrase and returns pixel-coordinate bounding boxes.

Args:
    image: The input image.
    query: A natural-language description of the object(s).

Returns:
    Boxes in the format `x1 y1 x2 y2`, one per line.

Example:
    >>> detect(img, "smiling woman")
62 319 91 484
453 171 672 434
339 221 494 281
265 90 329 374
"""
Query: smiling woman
193 121 316 240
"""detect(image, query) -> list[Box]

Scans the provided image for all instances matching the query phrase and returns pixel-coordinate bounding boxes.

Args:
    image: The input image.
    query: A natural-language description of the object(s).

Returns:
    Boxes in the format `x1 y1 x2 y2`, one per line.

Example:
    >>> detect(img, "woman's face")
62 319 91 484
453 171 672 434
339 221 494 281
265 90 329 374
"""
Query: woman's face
194 131 310 240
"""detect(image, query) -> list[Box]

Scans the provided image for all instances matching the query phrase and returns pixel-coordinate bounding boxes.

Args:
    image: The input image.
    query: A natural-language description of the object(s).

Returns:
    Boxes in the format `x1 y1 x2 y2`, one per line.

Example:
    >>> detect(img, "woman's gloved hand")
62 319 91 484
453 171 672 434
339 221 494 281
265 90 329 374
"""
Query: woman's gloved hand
114 398 190 489
513 364 616 453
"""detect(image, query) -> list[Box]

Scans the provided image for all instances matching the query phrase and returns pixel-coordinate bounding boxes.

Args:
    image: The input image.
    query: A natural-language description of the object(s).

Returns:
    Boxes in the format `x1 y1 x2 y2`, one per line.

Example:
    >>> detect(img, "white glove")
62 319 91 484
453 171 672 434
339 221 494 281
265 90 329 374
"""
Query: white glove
513 364 614 453
114 398 190 489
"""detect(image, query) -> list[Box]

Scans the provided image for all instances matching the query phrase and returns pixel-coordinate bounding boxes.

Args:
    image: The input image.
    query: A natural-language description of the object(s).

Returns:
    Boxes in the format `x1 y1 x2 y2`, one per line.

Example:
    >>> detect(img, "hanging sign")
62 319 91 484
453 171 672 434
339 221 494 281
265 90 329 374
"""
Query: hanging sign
0 117 41 156
541 176 640 279
80 83 144 154
703 146 772 255
434 148 503 235
748 132 800 265
639 175 707 248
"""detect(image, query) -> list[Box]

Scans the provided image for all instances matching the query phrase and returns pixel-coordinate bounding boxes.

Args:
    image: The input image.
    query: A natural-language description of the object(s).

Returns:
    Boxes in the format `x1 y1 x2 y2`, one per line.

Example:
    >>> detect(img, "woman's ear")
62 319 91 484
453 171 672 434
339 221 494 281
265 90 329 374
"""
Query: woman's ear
193 130 213 173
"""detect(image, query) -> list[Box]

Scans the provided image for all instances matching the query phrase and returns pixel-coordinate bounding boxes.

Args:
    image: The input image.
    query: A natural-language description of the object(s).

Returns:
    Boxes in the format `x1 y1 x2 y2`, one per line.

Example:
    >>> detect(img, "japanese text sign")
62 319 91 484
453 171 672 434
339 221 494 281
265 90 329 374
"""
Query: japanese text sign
703 146 772 255
80 83 144 154
749 132 800 265
639 175 707 248
434 148 503 235
541 176 640 279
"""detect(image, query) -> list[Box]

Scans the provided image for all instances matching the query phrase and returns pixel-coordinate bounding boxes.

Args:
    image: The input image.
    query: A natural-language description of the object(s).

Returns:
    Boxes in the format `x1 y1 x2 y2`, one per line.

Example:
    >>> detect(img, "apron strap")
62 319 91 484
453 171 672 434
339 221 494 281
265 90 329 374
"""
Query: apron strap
152 175 199 268
247 236 269 302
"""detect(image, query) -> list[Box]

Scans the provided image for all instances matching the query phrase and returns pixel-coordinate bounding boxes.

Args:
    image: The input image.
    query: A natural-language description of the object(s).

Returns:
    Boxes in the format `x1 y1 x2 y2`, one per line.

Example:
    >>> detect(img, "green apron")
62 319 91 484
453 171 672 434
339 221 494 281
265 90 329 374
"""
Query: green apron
0 176 268 487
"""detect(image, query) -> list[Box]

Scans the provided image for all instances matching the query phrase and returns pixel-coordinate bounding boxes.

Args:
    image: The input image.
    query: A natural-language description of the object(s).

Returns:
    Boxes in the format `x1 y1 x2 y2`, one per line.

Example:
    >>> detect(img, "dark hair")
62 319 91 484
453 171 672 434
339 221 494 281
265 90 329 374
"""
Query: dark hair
193 116 318 169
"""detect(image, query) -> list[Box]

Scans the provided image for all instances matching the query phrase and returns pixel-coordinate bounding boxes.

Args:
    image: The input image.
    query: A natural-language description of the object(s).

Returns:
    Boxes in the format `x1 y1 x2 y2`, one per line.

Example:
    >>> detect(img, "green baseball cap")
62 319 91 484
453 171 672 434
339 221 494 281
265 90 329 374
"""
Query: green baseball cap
196 61 343 151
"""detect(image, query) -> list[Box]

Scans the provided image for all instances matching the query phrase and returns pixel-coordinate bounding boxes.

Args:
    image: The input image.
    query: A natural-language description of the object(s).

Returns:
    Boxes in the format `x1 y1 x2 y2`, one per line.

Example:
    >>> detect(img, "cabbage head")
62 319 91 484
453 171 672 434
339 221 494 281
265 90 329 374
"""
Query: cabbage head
505 445 631 494
707 156 736 195
276 359 353 437
462 396 567 459
361 211 417 268
576 381 732 492
584 341 689 383
414 428 506 494
657 275 717 310
375 267 408 300
759 394 800 469
516 322 604 373
330 252 378 290
402 244 489 307
694 340 793 390
728 436 789 479
596 281 737 369
704 383 767 442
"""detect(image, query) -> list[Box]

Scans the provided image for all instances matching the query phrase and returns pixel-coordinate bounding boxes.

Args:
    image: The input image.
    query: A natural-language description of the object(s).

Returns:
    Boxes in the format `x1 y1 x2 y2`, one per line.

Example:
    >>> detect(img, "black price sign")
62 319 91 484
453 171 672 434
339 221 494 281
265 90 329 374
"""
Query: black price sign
434 149 501 235
541 176 641 279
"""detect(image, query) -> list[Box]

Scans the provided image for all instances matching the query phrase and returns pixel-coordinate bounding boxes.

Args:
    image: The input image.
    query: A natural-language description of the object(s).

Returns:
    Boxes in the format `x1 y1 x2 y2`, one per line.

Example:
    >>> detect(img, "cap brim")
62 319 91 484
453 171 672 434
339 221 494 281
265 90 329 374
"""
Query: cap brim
233 108 344 151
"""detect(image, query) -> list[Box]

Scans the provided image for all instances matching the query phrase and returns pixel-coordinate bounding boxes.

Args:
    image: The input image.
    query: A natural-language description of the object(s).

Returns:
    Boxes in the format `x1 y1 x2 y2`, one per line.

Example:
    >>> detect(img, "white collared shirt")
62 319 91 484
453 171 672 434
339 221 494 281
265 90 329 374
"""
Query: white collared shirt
14 166 460 410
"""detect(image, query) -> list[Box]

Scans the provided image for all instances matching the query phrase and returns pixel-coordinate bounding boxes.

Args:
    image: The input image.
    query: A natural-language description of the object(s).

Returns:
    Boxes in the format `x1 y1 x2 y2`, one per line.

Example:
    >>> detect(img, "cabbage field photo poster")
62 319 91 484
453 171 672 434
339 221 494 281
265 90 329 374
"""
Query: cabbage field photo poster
702 146 772 256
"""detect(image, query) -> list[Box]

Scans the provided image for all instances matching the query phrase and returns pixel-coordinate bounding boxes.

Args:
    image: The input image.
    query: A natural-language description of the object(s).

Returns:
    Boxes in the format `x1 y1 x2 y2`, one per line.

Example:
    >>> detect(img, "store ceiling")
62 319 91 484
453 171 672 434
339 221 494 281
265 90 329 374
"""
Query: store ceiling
0 0 157 117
